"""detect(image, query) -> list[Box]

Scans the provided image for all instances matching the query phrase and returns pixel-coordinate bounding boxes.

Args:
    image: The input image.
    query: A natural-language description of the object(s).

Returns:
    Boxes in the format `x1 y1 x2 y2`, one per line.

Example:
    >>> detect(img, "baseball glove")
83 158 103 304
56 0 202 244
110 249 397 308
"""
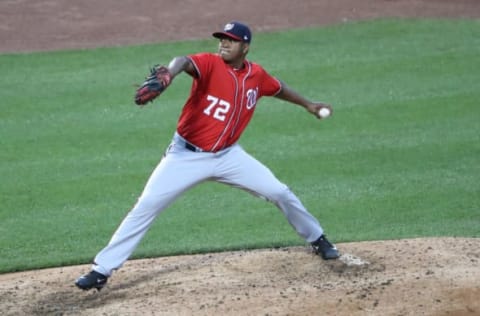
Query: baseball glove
134 65 172 105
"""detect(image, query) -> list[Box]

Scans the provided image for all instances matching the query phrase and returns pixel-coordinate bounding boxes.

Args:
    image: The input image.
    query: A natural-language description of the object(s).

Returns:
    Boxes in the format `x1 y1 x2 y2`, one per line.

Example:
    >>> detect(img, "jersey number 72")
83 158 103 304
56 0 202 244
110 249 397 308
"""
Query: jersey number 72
204 95 231 122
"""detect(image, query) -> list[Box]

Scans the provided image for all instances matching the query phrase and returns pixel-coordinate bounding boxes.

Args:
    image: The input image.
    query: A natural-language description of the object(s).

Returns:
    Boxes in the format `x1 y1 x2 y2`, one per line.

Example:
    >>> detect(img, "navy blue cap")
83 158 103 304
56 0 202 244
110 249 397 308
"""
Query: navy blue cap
213 21 252 43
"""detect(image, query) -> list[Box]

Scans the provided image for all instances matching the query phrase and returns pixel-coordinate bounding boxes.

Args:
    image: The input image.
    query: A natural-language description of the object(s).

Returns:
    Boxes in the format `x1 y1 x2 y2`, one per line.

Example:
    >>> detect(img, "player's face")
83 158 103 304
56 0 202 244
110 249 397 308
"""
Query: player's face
218 37 249 64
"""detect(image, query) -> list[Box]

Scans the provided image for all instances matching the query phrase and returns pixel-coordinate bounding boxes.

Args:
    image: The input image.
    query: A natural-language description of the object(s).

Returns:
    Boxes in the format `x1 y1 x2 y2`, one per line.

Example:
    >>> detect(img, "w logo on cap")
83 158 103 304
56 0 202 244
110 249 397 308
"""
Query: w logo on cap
213 21 252 43
224 23 235 31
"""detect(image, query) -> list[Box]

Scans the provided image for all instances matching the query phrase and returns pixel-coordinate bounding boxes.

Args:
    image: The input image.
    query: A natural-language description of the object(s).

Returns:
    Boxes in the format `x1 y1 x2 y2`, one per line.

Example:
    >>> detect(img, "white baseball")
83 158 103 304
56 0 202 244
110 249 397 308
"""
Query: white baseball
318 107 331 118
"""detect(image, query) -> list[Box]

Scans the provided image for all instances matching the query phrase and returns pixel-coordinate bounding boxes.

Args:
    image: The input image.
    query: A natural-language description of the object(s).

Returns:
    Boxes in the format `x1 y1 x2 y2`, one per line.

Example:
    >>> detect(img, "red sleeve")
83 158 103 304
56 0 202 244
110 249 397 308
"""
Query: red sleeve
258 67 282 97
187 53 216 80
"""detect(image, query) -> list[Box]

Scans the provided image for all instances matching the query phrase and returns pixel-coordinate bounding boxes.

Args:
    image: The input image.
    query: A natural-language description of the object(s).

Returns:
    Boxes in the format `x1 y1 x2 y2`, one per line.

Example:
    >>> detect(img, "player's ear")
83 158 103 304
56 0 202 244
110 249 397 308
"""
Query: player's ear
242 43 250 54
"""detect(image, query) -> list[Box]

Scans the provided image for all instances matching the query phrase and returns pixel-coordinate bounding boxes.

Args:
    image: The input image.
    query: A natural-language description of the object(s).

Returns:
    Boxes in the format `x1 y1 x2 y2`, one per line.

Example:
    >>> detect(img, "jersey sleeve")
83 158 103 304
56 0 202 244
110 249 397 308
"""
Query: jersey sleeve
187 53 216 80
259 67 282 97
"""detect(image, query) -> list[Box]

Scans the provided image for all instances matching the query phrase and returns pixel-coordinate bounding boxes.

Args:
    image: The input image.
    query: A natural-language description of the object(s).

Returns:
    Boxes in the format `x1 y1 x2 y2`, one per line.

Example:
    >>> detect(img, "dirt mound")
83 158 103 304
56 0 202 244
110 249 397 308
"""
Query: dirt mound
1 238 479 315
1 0 479 315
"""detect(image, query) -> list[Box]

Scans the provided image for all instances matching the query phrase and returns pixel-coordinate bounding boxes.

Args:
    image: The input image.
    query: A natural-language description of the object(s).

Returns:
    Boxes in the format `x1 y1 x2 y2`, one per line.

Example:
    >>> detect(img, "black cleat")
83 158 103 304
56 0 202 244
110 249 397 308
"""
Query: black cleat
75 270 108 291
311 234 340 260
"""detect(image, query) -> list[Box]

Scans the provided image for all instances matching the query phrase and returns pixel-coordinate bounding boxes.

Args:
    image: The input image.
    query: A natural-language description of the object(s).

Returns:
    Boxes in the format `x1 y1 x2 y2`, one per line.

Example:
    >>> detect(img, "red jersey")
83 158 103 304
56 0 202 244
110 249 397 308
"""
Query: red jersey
176 53 282 152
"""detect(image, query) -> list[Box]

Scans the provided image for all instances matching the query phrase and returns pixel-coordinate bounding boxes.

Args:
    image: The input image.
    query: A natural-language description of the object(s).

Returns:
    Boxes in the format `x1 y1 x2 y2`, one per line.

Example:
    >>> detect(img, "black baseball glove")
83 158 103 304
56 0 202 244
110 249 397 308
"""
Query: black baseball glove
134 65 172 106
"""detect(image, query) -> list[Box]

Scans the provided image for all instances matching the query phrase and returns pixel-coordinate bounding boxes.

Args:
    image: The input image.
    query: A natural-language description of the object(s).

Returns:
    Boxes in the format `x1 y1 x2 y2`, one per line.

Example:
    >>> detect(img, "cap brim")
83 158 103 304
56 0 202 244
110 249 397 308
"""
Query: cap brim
212 32 242 41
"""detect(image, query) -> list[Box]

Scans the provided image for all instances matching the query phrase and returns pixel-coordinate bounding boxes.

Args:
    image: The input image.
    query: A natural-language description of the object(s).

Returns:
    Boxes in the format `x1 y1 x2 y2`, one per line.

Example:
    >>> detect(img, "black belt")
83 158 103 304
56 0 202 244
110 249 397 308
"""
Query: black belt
184 141 203 152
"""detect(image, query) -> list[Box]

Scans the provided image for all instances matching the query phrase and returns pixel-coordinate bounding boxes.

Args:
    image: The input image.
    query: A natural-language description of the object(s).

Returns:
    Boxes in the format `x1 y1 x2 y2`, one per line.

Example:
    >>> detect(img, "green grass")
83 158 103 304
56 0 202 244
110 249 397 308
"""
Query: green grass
1 18 479 273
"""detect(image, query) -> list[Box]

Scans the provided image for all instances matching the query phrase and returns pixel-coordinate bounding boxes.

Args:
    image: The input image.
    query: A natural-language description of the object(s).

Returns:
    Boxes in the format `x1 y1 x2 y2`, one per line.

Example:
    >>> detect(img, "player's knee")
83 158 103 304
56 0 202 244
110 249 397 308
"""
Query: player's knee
267 184 293 204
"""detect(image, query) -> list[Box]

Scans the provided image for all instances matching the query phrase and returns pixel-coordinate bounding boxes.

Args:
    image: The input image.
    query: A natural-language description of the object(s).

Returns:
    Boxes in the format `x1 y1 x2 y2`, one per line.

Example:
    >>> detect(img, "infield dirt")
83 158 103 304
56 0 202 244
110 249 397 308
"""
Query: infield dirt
0 1 479 315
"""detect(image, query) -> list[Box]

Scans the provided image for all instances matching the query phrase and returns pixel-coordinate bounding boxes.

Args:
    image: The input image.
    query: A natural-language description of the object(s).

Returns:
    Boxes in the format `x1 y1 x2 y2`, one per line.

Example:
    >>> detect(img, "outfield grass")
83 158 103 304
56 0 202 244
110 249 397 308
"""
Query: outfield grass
0 19 479 273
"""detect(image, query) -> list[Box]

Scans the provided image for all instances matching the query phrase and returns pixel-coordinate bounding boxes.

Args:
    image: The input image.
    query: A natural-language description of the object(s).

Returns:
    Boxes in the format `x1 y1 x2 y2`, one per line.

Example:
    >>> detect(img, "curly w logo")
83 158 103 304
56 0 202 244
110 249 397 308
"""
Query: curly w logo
246 87 258 110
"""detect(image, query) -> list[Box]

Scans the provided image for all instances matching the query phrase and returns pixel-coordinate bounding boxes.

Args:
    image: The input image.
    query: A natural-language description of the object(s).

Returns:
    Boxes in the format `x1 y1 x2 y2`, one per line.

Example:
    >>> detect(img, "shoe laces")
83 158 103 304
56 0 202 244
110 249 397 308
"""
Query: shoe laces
312 235 333 250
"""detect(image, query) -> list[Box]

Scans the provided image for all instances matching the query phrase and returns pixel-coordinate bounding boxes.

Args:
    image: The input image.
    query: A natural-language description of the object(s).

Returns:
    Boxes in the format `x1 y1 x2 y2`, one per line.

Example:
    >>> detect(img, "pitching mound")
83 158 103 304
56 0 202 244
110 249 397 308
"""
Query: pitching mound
1 238 479 315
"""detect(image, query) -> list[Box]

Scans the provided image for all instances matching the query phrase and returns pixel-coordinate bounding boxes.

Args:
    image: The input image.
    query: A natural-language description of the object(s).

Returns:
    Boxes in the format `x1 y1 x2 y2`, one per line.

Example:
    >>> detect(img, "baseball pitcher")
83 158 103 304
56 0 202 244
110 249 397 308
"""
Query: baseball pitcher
76 21 339 291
